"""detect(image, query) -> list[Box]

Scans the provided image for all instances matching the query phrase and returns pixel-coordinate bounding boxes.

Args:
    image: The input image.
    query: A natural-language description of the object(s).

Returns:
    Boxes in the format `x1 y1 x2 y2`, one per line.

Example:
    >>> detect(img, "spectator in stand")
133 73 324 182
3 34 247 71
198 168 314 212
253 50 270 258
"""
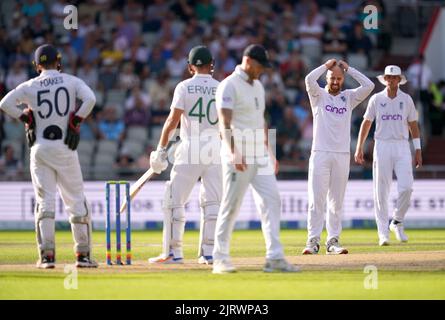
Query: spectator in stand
114 148 136 178
123 0 145 25
115 12 137 45
298 1 325 69
195 0 217 23
347 21 373 66
150 99 170 126
266 90 287 127
3 117 25 142
79 117 99 141
98 58 118 92
82 31 101 65
78 14 96 38
218 0 239 25
336 0 362 30
407 54 433 103
323 22 348 57
77 61 98 90
69 29 85 58
18 28 35 57
167 48 188 81
6 61 28 91
148 46 167 75
0 145 23 181
97 106 125 142
125 36 150 75
407 54 433 130
21 0 45 19
59 36 78 73
276 108 302 164
226 26 250 58
170 0 195 23
261 67 286 93
101 37 124 63
7 44 29 69
111 27 128 57
214 47 237 79
124 87 151 128
295 97 313 152
50 0 67 27
118 62 140 91
428 80 445 136
280 49 308 92
146 71 173 112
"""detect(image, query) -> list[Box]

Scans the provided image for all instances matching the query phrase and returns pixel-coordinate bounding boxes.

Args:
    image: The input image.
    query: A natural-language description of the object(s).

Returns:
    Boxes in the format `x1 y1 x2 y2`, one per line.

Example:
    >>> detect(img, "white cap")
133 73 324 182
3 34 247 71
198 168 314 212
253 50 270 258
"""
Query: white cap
377 65 407 86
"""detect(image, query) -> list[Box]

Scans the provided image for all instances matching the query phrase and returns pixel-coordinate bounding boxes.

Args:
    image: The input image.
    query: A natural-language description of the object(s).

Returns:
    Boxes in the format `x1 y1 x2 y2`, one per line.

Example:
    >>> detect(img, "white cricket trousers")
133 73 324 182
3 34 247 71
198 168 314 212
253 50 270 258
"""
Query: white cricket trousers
213 161 285 262
30 143 91 254
373 140 413 239
163 163 221 258
307 151 350 241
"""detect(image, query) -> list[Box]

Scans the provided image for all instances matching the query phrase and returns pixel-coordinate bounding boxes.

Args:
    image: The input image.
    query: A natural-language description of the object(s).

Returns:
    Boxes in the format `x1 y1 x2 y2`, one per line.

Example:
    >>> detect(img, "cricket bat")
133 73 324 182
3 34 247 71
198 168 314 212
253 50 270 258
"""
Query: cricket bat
119 167 156 213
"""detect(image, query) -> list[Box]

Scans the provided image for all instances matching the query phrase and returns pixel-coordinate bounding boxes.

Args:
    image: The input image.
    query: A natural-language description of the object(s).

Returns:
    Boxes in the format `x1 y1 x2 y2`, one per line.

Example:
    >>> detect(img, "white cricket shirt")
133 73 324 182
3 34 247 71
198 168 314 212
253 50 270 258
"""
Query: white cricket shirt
364 88 418 141
0 69 96 147
216 66 268 163
170 73 220 164
305 65 374 153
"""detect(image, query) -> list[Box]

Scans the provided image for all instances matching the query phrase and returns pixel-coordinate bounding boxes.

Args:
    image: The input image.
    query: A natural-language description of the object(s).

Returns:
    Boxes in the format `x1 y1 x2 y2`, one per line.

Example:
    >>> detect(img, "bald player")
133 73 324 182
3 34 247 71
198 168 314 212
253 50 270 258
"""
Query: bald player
303 59 374 255
0 44 96 268
355 65 422 246
148 46 221 265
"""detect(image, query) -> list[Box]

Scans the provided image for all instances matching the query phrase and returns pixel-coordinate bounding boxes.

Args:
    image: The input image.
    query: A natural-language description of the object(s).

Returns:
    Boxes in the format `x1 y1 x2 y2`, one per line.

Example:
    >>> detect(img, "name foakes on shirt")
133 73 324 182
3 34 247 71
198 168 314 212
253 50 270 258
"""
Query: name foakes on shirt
40 76 64 88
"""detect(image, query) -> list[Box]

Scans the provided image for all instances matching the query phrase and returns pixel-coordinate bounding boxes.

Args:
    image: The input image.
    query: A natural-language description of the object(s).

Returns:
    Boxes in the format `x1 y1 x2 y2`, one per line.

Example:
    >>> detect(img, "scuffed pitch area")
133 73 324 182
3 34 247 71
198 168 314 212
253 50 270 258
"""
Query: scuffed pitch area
1 250 444 273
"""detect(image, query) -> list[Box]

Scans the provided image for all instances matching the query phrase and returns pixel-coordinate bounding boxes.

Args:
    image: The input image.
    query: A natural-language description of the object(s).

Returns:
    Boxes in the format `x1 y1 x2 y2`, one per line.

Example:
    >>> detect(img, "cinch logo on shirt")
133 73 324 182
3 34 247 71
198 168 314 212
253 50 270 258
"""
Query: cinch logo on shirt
381 114 402 120
325 105 347 114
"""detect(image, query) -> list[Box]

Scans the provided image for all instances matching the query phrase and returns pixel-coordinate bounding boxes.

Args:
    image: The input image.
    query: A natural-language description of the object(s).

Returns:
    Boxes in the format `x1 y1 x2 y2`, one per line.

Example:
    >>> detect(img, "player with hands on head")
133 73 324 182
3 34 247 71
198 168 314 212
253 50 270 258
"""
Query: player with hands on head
148 45 222 265
0 44 96 268
355 65 422 246
303 57 374 255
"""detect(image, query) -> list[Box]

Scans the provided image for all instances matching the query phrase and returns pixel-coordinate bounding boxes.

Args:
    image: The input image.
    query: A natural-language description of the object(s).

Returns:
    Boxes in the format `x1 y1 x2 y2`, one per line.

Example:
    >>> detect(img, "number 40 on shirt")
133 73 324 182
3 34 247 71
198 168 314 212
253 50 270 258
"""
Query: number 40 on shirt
188 97 218 125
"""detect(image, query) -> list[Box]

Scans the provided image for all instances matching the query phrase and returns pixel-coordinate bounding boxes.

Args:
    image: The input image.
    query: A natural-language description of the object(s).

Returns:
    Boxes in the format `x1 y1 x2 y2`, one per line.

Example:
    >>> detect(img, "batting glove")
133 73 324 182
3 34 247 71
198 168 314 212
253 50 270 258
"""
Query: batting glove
150 146 168 174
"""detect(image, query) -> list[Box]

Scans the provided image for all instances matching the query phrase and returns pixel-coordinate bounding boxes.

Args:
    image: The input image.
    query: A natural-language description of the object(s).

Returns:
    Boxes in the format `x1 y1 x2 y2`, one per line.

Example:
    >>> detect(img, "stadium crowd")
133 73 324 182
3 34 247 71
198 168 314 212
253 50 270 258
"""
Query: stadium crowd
0 0 440 180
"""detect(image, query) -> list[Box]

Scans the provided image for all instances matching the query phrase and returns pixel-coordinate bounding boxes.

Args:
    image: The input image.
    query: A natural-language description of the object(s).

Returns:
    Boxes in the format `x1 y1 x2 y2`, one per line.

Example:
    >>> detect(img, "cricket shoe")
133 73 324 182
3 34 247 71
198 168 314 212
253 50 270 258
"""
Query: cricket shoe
263 258 300 273
326 238 348 254
36 253 55 269
212 259 236 274
302 237 320 255
76 253 98 268
390 220 408 242
198 255 213 265
379 236 390 246
148 253 184 264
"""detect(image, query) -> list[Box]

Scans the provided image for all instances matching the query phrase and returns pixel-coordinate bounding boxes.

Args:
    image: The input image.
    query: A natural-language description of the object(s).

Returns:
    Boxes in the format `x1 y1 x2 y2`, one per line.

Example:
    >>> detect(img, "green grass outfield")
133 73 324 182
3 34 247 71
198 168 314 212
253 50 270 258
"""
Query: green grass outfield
0 229 444 299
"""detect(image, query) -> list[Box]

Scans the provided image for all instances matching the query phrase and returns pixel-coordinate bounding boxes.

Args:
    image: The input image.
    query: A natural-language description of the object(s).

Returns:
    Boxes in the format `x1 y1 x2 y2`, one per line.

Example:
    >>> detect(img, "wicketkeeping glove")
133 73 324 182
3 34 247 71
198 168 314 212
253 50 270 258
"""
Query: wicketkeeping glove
19 108 36 147
64 112 83 150
150 146 168 174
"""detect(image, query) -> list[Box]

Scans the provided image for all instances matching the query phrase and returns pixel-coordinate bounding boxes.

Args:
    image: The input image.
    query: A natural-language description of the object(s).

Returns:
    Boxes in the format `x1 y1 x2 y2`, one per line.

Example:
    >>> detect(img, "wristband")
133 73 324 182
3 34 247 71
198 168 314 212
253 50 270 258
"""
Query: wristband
412 138 421 150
